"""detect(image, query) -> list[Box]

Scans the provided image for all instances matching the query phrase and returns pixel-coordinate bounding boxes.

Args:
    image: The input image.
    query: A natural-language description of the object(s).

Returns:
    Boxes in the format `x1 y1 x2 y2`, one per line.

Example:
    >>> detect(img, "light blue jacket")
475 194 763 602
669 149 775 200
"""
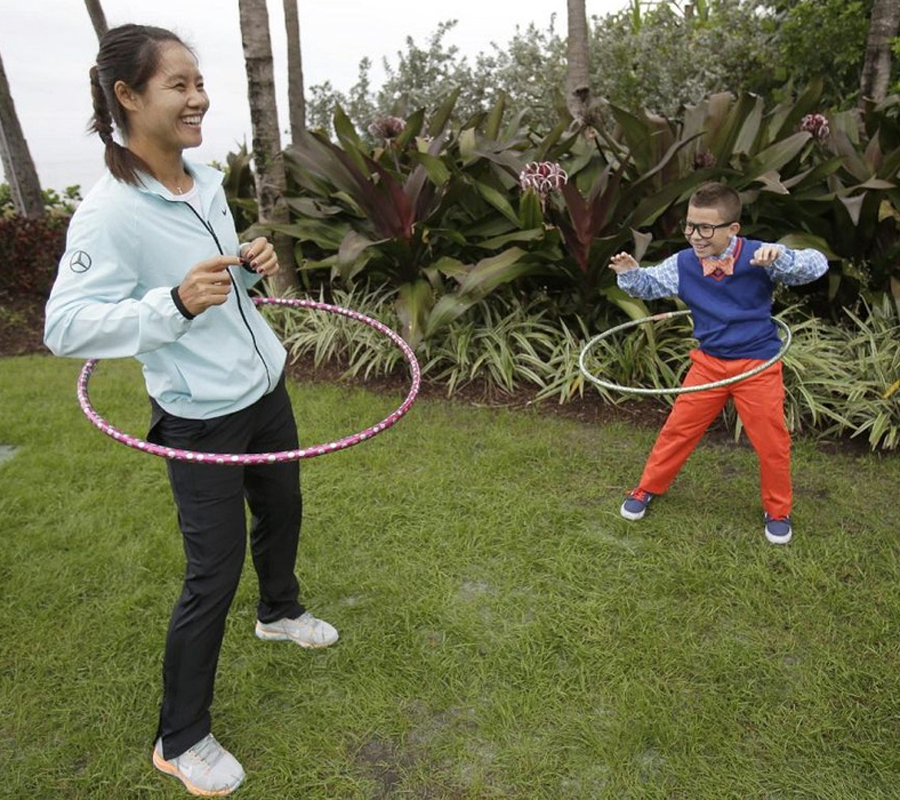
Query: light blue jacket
44 161 286 419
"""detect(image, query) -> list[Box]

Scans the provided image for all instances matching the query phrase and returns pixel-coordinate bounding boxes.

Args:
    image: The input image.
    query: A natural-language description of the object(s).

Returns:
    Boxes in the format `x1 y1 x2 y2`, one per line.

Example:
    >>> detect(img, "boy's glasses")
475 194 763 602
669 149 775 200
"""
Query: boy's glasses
681 220 735 239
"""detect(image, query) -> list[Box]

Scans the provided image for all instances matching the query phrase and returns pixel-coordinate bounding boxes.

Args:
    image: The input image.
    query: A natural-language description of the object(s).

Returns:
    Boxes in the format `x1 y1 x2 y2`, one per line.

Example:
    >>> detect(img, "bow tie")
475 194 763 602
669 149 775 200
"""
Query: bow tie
701 255 734 279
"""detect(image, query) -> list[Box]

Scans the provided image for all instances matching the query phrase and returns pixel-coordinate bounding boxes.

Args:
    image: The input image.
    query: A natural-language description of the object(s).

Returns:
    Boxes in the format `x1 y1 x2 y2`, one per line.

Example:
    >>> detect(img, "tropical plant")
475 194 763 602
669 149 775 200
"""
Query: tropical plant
234 62 900 343
510 83 829 315
826 95 900 312
280 98 548 347
730 89 900 315
269 287 570 398
421 293 563 397
819 296 900 450
616 80 900 318
218 144 257 234
262 286 409 380
572 310 692 403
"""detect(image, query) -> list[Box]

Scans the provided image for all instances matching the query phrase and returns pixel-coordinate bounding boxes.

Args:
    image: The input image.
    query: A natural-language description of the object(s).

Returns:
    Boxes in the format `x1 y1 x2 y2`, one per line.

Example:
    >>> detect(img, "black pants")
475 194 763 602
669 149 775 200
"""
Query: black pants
148 375 305 759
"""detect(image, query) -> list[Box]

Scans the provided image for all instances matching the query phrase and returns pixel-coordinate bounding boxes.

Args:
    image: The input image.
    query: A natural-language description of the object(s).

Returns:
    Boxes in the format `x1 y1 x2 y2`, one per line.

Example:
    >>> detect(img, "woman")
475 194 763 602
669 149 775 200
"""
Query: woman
44 24 337 796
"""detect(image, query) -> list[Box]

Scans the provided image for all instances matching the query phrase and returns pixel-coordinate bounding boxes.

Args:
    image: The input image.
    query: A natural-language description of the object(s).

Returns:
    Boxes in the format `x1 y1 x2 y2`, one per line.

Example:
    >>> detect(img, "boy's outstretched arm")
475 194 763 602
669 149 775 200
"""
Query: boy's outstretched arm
609 252 640 274
751 244 829 286
609 251 680 300
749 245 784 267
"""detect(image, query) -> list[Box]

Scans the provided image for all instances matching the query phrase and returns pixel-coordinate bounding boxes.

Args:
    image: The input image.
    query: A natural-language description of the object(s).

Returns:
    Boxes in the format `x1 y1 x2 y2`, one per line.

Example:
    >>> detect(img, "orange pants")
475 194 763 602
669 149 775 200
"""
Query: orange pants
637 349 792 518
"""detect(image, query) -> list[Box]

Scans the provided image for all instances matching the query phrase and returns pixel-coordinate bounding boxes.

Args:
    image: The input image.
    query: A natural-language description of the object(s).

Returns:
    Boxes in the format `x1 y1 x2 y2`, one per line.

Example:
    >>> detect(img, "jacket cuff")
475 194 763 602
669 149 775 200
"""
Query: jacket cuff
171 286 196 320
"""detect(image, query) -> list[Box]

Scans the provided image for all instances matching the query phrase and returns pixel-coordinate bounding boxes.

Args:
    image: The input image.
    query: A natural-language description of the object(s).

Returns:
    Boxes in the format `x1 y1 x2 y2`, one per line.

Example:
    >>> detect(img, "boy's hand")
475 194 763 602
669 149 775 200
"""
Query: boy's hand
609 253 639 274
750 245 784 267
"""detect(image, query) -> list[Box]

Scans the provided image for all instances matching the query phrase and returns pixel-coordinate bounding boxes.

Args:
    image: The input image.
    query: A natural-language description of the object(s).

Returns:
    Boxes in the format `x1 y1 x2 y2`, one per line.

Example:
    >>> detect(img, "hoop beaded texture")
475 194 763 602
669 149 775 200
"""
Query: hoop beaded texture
77 298 421 464
578 310 792 396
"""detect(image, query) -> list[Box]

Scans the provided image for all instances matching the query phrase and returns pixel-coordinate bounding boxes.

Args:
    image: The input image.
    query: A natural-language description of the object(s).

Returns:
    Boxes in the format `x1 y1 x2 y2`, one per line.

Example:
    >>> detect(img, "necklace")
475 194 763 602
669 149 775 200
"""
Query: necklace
170 173 189 195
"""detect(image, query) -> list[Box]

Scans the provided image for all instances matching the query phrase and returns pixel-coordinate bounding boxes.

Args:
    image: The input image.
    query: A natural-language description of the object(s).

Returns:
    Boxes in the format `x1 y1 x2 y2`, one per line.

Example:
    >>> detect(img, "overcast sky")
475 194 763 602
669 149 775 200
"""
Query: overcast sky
0 0 626 193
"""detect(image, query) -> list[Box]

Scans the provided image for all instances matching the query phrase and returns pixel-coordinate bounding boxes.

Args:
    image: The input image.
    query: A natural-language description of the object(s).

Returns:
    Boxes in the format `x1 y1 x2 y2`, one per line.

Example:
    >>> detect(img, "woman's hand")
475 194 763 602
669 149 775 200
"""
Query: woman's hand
176 255 240 316
240 237 280 278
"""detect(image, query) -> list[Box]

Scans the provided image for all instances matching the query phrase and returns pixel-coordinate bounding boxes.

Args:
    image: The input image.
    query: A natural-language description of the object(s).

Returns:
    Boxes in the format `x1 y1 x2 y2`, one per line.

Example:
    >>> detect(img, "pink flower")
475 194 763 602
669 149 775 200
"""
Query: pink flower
518 162 568 196
692 151 717 170
368 116 406 141
800 113 830 142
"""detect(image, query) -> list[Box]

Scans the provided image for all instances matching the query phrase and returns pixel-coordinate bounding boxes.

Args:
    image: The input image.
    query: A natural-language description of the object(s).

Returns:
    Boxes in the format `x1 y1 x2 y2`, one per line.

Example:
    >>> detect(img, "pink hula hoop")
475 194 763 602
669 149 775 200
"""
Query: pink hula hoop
77 298 421 465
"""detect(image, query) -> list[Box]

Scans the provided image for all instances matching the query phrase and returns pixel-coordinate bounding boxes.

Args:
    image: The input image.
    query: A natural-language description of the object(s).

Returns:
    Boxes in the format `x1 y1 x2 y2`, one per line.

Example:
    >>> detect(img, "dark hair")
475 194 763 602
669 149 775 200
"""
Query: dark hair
689 182 742 223
89 24 193 185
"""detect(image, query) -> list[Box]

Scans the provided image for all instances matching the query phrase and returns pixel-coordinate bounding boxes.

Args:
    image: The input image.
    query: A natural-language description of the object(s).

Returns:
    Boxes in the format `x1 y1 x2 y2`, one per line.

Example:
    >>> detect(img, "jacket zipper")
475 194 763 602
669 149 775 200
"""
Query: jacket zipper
182 204 273 393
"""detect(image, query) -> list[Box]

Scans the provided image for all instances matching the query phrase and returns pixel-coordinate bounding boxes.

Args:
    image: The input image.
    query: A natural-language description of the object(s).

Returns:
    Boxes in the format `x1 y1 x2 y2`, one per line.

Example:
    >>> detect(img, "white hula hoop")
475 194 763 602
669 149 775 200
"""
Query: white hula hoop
578 310 792 396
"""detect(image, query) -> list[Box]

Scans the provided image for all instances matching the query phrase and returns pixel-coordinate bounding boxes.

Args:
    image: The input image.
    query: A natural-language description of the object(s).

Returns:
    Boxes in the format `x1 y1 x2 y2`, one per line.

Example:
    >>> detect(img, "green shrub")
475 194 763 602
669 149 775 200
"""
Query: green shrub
0 183 79 301
0 215 69 299
244 82 900 339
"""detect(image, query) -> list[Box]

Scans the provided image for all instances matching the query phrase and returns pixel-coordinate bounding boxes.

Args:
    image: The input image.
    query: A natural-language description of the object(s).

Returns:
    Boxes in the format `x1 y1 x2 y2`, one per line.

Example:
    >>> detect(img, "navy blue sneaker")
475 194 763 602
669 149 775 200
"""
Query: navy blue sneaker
620 488 654 521
764 514 792 545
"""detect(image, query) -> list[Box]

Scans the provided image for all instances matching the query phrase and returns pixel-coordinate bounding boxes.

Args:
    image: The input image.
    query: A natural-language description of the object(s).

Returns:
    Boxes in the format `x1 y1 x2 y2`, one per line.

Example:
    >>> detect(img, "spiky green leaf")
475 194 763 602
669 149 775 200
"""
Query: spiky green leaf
395 279 434 348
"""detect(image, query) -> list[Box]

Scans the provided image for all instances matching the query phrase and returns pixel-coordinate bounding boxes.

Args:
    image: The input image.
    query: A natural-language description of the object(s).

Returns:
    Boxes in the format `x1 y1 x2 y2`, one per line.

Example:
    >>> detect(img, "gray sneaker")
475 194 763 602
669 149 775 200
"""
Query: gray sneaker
764 514 793 545
153 733 244 796
255 611 339 648
620 488 654 521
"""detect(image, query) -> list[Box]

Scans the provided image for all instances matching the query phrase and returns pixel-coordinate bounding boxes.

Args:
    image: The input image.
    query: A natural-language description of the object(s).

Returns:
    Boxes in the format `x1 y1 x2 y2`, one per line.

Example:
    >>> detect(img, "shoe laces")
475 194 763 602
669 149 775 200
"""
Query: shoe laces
188 734 226 768
629 488 651 503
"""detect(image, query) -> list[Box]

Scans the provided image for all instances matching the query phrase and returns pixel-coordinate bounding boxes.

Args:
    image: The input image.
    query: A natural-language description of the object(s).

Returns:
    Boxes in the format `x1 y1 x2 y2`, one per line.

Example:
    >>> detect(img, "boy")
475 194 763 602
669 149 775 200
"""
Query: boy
608 182 827 544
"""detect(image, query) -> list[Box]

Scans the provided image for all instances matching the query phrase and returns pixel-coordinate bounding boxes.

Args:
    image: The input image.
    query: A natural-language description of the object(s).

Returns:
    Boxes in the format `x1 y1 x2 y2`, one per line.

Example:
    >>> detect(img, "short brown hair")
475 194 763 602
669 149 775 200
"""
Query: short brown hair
689 182 741 223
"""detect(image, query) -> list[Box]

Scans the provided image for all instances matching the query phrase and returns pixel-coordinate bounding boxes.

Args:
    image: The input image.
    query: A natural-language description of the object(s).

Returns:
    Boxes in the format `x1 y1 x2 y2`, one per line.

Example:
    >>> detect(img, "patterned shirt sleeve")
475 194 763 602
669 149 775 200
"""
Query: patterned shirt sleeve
616 253 680 299
765 246 829 286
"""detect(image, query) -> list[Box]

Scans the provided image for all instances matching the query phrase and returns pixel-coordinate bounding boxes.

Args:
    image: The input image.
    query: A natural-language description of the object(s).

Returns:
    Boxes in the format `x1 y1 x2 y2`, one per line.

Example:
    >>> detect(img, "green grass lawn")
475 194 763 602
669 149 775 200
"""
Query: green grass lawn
2 354 900 799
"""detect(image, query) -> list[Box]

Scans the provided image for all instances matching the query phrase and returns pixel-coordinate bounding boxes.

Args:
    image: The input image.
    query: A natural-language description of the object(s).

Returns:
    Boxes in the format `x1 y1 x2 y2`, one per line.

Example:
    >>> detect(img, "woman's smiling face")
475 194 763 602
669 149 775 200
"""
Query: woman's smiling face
119 42 209 155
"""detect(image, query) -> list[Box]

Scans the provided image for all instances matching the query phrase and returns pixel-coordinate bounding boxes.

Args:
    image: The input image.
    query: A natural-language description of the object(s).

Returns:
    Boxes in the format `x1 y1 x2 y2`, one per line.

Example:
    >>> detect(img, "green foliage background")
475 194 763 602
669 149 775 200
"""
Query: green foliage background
306 0 885 136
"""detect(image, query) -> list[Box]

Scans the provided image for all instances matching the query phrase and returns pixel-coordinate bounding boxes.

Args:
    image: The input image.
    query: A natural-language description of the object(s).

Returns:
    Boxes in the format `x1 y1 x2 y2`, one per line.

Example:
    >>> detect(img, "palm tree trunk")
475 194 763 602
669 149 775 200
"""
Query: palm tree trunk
0 50 44 219
283 0 306 143
238 0 299 293
859 0 900 107
566 0 592 124
84 0 109 40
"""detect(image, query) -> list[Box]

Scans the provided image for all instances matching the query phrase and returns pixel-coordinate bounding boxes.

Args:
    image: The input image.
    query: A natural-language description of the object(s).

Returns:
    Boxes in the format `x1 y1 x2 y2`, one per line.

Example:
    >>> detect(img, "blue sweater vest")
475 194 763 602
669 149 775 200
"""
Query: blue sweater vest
676 238 781 360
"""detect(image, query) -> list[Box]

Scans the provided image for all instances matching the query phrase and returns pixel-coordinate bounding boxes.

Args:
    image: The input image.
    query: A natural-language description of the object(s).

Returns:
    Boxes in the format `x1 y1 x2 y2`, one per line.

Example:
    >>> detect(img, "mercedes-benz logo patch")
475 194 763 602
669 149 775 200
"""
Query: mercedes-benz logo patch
69 250 92 273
